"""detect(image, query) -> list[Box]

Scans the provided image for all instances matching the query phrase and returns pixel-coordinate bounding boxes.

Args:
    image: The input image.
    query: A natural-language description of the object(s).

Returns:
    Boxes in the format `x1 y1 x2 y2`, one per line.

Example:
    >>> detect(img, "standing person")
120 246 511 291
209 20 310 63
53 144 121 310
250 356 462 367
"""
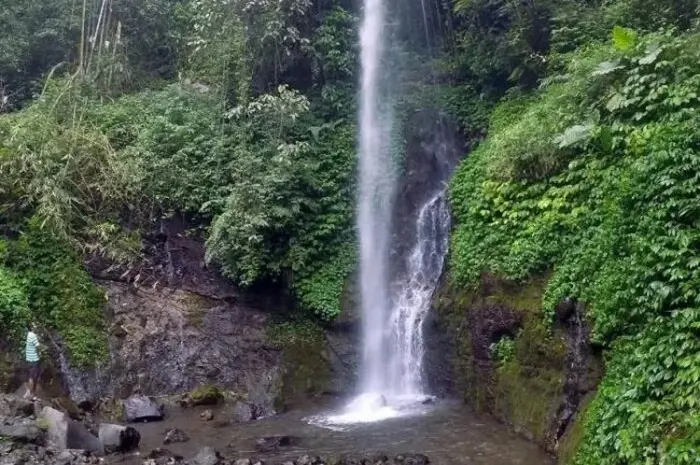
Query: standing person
24 323 41 400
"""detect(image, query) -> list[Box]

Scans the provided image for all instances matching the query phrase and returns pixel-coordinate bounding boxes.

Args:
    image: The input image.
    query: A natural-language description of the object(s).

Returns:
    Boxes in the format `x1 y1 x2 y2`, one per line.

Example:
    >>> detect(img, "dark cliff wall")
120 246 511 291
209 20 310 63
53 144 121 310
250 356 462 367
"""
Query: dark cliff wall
426 273 602 459
390 109 465 279
1 217 355 413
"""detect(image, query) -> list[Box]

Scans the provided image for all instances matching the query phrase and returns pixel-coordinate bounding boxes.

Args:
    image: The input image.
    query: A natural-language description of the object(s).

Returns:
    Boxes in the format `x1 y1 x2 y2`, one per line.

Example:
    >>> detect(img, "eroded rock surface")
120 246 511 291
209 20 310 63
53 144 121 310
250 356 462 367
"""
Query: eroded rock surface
427 273 602 454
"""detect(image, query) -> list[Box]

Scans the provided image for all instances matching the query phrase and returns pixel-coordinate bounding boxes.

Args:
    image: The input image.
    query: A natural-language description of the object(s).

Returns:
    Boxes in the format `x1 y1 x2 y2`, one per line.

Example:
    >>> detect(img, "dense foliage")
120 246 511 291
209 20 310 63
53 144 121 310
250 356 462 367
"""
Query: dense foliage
0 0 361 343
2 0 700 462
449 19 700 465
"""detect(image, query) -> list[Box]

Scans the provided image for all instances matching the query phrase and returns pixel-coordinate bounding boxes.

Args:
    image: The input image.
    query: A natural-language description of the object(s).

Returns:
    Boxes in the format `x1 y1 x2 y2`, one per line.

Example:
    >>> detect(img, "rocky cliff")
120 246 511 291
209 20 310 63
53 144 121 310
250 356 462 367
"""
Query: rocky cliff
2 217 356 415
426 273 602 460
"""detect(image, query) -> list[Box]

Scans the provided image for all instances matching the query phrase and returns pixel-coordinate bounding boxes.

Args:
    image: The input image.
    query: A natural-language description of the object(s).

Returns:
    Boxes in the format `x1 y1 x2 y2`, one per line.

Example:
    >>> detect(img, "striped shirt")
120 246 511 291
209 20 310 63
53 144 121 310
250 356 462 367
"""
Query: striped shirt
25 331 40 362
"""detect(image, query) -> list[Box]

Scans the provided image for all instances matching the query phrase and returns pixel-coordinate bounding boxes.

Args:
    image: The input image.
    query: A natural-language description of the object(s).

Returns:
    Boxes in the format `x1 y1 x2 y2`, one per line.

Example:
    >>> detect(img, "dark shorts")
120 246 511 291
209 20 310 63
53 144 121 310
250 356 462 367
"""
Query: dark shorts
27 361 41 381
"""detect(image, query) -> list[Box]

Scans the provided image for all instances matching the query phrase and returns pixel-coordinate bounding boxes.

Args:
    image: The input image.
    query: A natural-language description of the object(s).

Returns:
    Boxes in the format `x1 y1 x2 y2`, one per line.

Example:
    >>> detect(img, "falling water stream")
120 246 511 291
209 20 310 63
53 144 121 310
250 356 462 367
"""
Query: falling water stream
311 0 451 427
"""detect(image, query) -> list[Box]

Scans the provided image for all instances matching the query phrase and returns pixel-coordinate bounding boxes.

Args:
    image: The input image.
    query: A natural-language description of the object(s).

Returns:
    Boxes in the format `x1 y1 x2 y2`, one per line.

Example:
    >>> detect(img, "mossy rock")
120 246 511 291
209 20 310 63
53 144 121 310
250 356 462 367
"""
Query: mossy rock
493 360 565 443
557 392 595 464
267 322 331 410
433 272 570 446
97 398 126 422
188 385 224 406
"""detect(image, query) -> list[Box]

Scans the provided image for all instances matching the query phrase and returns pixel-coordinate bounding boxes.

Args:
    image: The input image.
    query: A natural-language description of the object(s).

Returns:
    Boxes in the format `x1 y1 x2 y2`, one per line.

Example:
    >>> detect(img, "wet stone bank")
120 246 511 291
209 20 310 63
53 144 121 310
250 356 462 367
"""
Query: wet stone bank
0 392 554 465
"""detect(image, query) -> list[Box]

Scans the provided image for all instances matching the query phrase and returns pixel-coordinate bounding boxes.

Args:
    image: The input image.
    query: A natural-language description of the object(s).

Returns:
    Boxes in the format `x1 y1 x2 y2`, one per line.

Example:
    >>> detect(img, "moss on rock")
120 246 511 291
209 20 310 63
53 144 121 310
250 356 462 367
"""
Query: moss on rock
189 384 224 406
178 292 217 327
266 322 331 410
432 272 587 451
557 392 595 465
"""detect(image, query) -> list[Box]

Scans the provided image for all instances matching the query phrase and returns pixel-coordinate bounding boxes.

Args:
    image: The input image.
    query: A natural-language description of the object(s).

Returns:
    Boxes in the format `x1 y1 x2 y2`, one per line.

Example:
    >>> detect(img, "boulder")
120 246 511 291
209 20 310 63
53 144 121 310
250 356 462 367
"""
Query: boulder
188 386 224 407
254 435 300 453
0 418 44 443
51 397 82 420
164 427 189 444
230 401 253 423
123 395 164 423
395 454 430 465
98 423 140 453
199 409 213 421
191 447 221 465
0 394 35 418
40 406 104 456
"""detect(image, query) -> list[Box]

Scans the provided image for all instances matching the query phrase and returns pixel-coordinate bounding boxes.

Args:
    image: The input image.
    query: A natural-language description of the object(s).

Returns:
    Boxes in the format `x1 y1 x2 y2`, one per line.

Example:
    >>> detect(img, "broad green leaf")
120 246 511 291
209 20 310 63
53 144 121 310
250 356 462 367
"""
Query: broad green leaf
612 26 638 52
639 44 663 65
593 60 624 76
555 123 595 148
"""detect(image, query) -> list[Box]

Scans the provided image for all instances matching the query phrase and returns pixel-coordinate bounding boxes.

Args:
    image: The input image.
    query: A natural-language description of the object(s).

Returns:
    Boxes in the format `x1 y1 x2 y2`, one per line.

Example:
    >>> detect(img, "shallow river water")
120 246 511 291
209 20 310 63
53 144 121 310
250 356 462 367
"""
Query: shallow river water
107 400 554 465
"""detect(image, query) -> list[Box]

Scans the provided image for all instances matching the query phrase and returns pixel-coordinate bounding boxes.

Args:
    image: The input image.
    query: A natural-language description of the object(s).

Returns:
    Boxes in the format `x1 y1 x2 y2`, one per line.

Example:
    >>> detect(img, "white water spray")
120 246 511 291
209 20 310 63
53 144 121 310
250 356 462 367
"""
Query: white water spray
356 0 395 399
387 192 450 396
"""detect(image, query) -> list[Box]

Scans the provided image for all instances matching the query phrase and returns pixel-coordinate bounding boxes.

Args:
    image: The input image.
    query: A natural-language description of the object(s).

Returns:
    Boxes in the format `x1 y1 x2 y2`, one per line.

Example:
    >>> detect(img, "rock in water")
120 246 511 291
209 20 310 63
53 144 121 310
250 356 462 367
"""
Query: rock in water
230 401 253 423
123 395 164 423
188 386 224 406
395 454 430 465
164 427 190 444
200 409 214 421
255 435 300 453
192 446 221 465
99 423 141 453
41 406 105 456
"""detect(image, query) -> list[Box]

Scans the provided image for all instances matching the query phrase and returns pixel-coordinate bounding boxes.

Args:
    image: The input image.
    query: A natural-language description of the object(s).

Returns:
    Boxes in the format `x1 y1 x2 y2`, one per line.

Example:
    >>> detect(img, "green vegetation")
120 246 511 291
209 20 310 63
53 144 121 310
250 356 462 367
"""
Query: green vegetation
1 0 699 462
189 385 224 406
6 220 108 367
434 274 572 446
448 7 700 463
0 0 360 332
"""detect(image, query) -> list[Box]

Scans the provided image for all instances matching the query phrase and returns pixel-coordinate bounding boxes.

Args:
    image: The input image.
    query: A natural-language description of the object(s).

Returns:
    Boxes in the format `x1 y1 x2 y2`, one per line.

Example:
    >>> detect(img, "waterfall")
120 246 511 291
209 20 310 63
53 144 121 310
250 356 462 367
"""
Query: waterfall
356 0 396 396
387 191 450 397
310 0 452 428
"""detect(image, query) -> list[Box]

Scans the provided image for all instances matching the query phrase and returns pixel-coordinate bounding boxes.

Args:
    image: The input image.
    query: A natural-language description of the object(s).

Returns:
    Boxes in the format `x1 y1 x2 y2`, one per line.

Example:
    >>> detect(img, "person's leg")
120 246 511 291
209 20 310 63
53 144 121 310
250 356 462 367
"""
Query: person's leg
28 362 39 398
23 362 32 398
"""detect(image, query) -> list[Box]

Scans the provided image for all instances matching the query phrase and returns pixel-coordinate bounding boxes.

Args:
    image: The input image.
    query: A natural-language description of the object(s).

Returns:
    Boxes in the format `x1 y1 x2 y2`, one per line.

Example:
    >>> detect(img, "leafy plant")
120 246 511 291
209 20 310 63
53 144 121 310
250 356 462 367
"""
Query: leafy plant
6 219 108 367
0 262 29 344
491 336 516 365
449 28 700 463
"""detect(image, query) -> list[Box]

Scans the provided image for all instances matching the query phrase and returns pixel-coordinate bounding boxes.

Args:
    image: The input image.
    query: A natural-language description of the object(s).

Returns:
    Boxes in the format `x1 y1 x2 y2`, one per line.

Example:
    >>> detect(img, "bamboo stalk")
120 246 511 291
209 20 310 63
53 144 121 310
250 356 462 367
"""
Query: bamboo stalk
107 21 121 90
78 0 88 73
87 0 109 75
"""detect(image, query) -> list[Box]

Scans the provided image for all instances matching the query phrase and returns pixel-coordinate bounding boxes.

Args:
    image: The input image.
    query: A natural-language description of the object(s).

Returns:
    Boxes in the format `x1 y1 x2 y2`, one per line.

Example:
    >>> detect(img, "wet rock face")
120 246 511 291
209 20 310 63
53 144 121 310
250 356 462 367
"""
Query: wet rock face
55 280 283 417
50 218 318 416
390 109 465 278
428 274 602 455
